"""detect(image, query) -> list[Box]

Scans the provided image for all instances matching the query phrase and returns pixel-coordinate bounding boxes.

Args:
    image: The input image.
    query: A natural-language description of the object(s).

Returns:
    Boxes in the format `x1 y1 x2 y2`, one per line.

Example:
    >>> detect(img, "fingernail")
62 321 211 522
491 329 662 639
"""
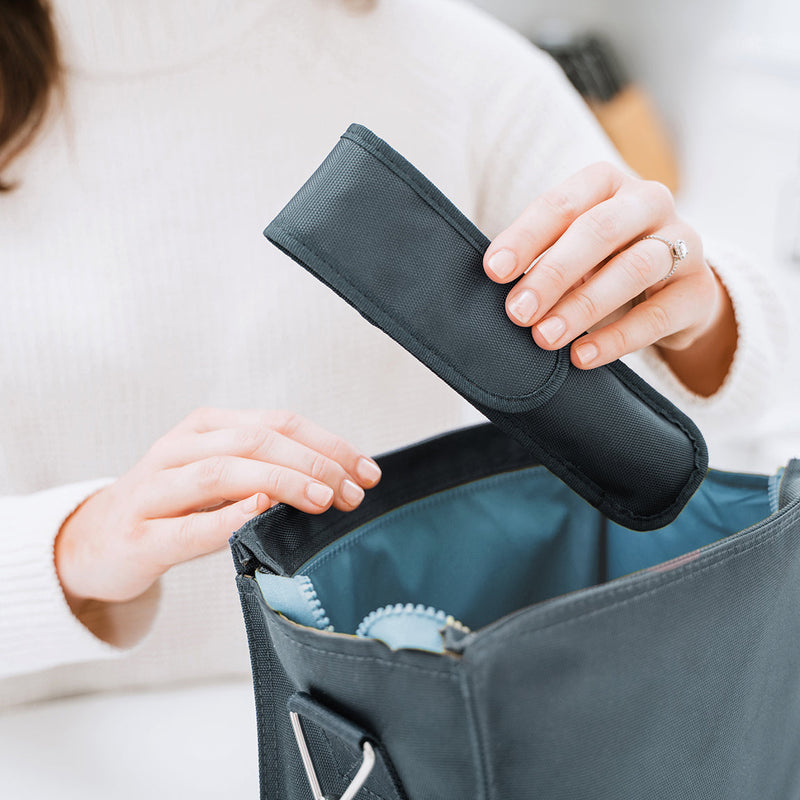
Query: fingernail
341 478 365 506
487 249 517 280
574 342 599 366
306 482 334 507
247 493 266 513
536 316 566 345
507 289 539 323
356 456 381 485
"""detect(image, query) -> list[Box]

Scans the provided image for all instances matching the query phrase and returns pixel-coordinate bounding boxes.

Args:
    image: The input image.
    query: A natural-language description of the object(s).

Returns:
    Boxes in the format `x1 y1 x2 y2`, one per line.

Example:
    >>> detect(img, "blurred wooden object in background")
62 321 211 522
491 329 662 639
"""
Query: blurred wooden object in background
537 29 680 192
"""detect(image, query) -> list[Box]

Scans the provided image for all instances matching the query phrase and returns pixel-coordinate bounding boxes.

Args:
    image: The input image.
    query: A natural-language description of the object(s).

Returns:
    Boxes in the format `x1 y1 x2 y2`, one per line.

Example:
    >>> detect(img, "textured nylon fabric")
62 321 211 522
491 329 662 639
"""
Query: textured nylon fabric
239 577 407 800
232 427 800 799
463 497 800 798
473 360 705 522
266 129 565 407
246 577 475 799
288 692 408 800
230 424 539 578
237 577 306 799
263 123 707 530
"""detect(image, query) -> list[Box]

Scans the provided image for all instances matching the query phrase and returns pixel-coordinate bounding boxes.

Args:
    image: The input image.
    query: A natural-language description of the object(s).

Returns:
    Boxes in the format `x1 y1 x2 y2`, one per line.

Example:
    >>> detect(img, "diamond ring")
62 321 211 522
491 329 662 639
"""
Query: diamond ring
639 235 689 281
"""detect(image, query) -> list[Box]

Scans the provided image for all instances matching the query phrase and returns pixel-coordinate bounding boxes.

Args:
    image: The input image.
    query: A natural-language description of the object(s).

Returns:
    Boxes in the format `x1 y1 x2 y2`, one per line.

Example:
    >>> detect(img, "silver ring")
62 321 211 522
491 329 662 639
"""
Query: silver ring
639 235 688 280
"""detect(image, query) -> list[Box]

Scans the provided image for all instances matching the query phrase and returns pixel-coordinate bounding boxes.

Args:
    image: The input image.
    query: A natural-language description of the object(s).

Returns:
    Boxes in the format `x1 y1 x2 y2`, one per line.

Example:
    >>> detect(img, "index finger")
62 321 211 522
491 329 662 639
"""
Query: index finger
172 408 382 487
483 161 625 284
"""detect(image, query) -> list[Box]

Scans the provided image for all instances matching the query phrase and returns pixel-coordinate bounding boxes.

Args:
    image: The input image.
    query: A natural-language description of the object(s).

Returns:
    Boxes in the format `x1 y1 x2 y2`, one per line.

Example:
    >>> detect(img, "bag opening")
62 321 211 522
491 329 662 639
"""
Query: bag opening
256 465 777 646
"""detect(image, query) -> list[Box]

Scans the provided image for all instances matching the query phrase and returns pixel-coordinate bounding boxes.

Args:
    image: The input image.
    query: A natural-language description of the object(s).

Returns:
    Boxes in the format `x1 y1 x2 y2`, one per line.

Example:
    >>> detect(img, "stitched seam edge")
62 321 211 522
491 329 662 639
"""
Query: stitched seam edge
607 362 706 471
268 223 567 410
479 360 707 526
341 128 488 253
483 408 699 527
234 423 540 575
320 728 359 781
241 581 280 799
269 618 459 680
318 729 389 800
299 469 542 576
458 660 490 800
473 500 800 648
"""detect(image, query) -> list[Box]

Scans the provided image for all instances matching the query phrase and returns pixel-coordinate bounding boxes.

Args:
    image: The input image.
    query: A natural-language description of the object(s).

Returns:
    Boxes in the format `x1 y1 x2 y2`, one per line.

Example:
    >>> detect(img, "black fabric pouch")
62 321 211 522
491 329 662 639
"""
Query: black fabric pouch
264 123 707 530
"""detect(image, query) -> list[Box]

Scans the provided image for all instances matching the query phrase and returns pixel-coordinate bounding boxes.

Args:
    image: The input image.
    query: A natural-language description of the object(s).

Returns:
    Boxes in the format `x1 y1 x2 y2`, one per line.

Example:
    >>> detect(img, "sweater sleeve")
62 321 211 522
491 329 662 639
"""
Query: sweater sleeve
629 235 789 427
467 41 626 240
0 479 161 679
466 37 788 455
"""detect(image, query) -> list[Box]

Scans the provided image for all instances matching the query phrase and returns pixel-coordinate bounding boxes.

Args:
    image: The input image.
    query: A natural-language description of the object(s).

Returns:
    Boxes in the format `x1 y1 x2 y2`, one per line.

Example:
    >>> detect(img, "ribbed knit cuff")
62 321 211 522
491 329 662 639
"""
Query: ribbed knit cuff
0 479 160 679
634 238 784 423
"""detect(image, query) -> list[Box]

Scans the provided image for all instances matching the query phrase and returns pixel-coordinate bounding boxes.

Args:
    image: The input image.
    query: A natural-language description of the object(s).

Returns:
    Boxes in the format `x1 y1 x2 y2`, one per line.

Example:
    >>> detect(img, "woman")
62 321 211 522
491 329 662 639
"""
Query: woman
0 0 786 710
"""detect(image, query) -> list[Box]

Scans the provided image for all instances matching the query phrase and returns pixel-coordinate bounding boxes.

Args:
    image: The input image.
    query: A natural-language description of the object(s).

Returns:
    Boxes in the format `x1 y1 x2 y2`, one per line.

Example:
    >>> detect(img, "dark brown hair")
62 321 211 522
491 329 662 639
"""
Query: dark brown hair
0 0 61 191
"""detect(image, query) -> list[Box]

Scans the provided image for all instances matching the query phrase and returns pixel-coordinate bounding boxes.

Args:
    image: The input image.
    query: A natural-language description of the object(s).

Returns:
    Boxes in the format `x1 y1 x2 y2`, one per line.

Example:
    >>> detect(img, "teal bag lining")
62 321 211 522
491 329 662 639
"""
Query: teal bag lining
258 466 774 642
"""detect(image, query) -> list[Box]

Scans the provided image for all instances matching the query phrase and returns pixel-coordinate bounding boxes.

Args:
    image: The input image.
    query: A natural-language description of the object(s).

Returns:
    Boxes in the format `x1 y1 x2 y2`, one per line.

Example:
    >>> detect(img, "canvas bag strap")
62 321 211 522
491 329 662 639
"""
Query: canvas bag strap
287 692 408 800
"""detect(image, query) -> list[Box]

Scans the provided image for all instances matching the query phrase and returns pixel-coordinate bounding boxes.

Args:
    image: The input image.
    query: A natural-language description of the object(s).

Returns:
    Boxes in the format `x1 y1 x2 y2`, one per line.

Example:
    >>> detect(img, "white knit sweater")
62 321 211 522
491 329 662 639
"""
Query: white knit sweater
0 0 790 705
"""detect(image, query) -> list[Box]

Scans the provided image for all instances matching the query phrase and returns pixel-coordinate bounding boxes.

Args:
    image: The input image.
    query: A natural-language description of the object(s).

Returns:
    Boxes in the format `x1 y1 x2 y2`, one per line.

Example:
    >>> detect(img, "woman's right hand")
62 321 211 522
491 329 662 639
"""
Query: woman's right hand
55 408 382 607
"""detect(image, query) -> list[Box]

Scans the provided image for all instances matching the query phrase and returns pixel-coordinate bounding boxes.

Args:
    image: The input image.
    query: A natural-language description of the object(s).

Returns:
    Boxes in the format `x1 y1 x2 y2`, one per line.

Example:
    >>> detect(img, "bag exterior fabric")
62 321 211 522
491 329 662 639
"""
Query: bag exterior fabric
263 123 707 531
231 424 800 800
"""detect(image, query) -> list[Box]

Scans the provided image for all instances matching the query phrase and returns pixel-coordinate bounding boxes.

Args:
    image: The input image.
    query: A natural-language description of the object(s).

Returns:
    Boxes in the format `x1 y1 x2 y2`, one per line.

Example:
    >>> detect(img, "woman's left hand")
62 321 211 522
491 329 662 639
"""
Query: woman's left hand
483 162 736 394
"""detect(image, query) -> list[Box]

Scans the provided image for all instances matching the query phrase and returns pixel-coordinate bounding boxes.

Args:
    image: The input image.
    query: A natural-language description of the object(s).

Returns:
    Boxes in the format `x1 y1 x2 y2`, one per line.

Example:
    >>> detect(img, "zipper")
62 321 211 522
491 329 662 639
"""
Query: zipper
355 602 471 654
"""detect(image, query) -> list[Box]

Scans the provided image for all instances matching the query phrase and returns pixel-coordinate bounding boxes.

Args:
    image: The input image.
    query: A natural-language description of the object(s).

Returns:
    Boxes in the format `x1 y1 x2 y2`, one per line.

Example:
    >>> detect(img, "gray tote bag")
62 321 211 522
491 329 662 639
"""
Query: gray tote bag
231 424 800 799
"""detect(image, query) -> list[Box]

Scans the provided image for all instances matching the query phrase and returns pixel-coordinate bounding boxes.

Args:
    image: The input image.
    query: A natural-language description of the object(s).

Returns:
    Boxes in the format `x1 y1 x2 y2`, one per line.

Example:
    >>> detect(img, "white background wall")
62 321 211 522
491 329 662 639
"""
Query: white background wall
469 0 800 273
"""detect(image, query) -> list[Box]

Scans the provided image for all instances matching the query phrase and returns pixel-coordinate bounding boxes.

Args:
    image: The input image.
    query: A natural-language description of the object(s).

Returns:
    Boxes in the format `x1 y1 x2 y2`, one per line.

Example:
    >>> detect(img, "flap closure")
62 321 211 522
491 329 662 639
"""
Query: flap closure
265 123 570 414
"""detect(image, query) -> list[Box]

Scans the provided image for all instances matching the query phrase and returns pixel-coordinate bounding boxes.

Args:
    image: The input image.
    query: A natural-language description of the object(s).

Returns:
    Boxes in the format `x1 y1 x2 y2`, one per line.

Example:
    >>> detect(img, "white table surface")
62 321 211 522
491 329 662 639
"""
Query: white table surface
0 679 259 799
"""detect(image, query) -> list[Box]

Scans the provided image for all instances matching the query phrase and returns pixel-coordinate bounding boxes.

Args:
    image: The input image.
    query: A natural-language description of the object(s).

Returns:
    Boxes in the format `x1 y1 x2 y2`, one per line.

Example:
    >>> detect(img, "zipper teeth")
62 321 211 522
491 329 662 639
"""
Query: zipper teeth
355 602 472 638
356 603 445 637
445 614 471 634
296 575 333 631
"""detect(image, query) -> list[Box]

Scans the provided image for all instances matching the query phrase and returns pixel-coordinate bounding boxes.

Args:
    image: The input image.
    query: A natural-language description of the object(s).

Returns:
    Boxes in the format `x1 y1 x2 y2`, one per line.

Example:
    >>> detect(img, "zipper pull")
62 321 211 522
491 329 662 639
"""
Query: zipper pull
441 615 472 655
